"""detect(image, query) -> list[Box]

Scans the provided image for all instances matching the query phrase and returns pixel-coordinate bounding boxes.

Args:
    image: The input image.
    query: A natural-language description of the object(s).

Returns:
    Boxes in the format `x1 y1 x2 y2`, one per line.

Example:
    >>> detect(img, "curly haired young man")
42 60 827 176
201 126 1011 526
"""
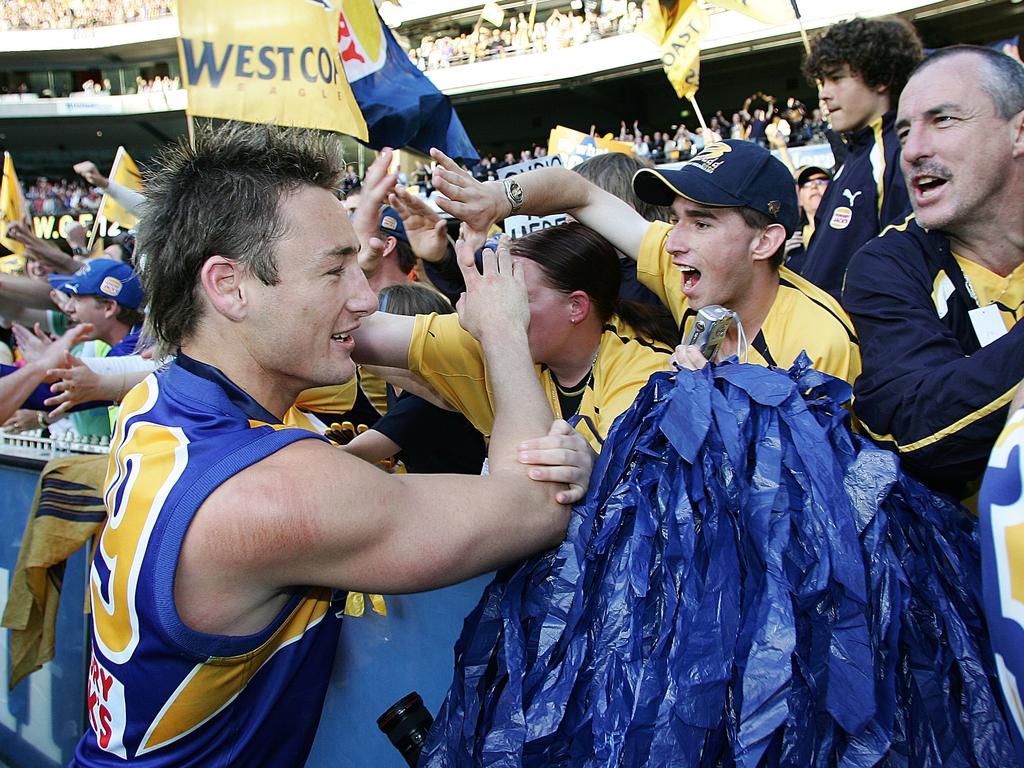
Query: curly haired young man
797 17 923 298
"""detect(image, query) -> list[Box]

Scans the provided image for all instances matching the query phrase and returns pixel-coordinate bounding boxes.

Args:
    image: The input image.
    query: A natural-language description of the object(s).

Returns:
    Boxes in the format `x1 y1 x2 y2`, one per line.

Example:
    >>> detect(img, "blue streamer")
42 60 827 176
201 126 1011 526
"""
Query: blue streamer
421 356 1014 767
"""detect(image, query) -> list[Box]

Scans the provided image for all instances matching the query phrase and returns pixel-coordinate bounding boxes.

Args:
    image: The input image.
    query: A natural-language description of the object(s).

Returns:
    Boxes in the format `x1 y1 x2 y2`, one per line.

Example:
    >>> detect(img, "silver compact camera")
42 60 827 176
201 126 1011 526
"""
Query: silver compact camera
686 305 735 360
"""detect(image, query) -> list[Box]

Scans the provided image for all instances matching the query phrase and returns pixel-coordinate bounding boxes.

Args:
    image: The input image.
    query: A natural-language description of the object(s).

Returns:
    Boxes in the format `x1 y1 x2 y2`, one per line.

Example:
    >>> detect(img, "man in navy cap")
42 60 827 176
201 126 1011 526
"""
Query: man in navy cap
48 258 145 356
371 205 418 291
49 257 146 356
0 259 145 418
430 139 861 383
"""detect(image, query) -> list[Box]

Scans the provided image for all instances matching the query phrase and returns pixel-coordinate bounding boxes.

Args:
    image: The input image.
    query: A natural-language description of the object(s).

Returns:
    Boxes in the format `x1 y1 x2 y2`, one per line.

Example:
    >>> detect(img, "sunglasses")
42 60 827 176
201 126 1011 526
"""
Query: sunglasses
800 178 829 189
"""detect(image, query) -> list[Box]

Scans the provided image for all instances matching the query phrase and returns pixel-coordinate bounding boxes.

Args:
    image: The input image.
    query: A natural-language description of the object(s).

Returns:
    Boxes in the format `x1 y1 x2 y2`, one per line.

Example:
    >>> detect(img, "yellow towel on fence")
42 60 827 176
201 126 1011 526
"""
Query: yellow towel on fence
2 454 107 689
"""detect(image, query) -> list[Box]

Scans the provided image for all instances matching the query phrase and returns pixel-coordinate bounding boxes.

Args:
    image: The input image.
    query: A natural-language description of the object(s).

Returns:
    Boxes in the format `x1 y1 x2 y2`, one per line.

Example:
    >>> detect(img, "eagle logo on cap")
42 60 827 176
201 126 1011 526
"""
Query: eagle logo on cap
767 200 781 217
687 142 732 174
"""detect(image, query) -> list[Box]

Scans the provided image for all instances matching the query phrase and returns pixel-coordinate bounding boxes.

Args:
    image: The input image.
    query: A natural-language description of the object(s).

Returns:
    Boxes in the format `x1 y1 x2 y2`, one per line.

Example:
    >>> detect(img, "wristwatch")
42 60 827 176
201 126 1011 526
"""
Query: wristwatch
502 178 524 215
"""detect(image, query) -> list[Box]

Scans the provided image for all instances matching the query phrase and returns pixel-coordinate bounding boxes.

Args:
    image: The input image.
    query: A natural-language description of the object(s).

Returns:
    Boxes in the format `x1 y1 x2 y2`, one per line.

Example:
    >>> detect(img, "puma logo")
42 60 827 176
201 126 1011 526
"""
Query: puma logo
842 189 862 206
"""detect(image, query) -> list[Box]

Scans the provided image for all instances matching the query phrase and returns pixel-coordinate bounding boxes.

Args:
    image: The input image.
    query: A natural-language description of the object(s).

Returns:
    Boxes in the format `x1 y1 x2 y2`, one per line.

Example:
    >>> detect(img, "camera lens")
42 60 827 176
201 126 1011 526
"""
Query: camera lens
377 691 434 767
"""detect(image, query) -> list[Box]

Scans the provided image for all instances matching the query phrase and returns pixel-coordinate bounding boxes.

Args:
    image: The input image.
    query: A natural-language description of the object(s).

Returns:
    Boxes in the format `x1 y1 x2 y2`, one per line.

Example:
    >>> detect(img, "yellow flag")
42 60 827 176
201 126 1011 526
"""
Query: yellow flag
0 152 26 256
96 146 143 232
176 0 368 138
548 126 635 168
711 0 794 25
656 1 711 99
481 1 504 27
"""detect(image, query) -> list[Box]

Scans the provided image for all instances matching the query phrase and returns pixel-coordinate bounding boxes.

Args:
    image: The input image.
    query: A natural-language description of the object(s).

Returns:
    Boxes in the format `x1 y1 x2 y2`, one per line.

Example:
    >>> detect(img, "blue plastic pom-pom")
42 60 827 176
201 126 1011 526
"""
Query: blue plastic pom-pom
420 355 1015 767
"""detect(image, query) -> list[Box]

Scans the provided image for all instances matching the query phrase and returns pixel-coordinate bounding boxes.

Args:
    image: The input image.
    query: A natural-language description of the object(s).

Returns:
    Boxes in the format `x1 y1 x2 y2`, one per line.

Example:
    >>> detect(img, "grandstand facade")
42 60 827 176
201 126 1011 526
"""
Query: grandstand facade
0 0 1018 178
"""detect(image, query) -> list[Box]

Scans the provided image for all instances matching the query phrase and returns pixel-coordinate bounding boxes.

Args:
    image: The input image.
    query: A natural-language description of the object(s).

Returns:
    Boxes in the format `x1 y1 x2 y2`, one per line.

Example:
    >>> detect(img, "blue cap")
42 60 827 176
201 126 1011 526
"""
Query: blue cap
378 206 409 243
632 140 800 237
48 258 144 309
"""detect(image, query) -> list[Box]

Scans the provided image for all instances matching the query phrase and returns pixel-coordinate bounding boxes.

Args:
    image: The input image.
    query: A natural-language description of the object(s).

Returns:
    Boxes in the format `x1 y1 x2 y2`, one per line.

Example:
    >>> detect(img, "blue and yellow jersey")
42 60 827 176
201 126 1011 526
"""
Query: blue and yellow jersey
800 111 912 299
73 353 342 766
637 221 861 385
844 214 1024 501
407 312 670 453
980 406 1024 761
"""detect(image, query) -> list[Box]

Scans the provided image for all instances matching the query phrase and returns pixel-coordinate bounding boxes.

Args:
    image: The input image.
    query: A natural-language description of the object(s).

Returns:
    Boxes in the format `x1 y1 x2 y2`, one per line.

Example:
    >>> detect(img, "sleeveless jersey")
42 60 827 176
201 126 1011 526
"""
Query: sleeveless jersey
980 406 1024 762
73 353 344 767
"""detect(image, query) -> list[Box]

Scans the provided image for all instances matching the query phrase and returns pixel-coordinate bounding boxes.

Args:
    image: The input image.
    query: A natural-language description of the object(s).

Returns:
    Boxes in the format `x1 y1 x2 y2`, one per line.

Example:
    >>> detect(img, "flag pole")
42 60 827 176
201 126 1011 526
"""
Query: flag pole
789 0 810 54
687 94 709 133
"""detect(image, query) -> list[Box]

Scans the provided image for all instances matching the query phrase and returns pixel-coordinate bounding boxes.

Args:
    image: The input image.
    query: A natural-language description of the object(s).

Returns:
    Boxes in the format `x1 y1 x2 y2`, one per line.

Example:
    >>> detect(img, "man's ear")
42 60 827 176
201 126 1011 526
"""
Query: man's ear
382 235 398 259
751 223 787 264
568 290 592 325
200 255 248 322
1011 109 1024 160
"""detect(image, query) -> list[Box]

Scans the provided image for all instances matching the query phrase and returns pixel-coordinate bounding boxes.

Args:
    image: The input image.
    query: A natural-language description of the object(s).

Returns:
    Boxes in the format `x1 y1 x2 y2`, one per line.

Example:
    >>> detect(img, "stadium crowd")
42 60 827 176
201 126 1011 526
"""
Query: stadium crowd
0 0 172 31
2 9 1024 768
410 3 644 71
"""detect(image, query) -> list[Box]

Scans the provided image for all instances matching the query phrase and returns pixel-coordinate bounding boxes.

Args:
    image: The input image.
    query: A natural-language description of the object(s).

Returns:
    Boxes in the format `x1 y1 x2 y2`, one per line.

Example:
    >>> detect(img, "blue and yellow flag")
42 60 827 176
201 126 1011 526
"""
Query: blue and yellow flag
338 0 478 160
176 0 367 139
0 151 26 260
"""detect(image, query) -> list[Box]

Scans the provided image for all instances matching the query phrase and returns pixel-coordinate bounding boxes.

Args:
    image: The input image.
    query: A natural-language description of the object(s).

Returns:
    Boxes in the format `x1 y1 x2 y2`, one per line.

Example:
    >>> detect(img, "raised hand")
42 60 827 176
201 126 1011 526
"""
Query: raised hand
43 351 100 420
38 324 93 373
388 186 449 264
10 323 54 364
349 147 398 276
73 160 109 189
430 148 508 232
454 230 528 344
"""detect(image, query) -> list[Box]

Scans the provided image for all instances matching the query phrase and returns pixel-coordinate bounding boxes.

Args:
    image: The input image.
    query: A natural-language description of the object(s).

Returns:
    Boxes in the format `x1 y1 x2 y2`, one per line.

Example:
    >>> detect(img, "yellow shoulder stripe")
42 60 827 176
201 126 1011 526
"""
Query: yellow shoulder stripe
879 212 915 238
859 383 1018 453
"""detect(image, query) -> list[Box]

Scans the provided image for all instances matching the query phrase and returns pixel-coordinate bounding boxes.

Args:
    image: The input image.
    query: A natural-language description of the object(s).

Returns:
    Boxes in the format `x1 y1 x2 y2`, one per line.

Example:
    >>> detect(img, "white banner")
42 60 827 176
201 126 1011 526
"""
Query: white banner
497 154 563 179
503 213 568 239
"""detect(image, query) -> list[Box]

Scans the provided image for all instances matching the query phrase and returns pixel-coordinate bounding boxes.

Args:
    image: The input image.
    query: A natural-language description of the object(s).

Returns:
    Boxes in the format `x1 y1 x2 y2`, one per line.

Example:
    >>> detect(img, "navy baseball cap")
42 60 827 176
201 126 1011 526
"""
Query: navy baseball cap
378 206 409 243
796 164 831 187
48 258 144 309
632 140 800 236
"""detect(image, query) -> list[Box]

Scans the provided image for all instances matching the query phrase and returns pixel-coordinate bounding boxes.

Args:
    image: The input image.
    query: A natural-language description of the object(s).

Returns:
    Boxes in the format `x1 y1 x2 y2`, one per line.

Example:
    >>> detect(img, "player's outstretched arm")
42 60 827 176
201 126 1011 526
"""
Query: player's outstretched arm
177 222 576 636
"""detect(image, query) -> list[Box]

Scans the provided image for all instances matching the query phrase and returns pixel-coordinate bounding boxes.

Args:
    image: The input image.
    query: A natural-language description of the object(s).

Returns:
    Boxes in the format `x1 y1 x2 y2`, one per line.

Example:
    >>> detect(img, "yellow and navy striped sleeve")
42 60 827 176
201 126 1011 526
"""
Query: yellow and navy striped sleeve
843 217 1024 499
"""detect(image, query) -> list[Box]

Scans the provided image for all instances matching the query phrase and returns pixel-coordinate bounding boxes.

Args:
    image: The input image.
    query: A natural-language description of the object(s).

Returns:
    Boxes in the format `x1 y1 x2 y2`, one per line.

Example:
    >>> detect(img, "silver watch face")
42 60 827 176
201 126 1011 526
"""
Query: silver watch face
506 179 524 209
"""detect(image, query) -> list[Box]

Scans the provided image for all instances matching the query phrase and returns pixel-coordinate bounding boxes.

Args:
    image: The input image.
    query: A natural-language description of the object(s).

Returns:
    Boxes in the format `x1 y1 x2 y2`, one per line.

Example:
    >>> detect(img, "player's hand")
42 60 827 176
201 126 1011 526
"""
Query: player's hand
429 148 508 231
388 186 449 264
518 420 596 505
454 231 528 343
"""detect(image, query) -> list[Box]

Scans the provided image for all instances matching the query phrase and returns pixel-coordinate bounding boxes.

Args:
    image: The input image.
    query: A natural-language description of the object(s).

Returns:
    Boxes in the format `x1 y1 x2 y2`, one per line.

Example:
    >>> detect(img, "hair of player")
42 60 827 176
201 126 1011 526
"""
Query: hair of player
137 121 347 355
